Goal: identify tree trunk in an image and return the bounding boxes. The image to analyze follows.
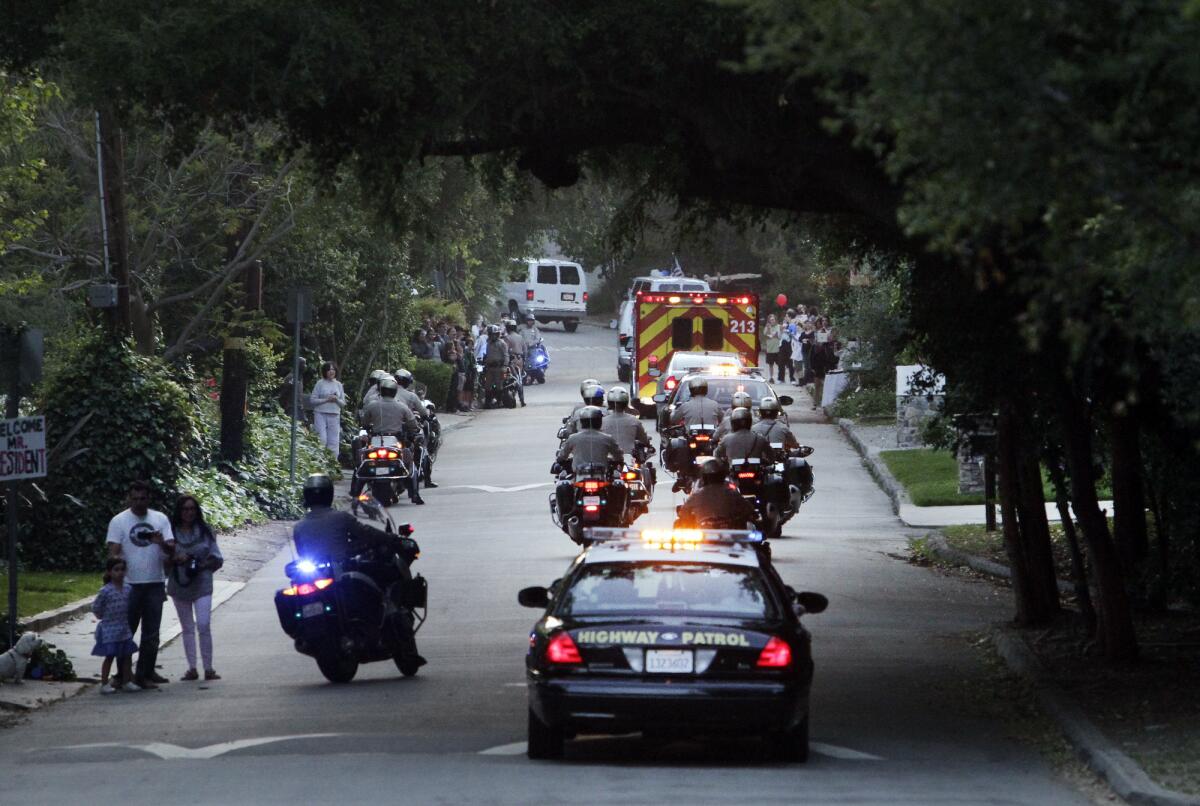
[996,405,1059,625]
[1014,420,1059,617]
[218,258,261,463]
[1109,410,1148,572]
[1047,456,1096,630]
[1058,383,1138,661]
[98,106,131,339]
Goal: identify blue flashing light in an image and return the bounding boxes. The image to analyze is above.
[296,560,317,575]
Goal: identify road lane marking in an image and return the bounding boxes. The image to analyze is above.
[55,733,342,760]
[445,483,553,493]
[809,742,884,761]
[479,741,528,756]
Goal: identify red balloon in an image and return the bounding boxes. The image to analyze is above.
[775,293,788,307]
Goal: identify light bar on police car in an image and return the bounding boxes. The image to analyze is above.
[580,527,764,547]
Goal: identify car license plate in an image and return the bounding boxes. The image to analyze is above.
[301,602,324,618]
[645,649,694,674]
[374,466,391,475]
[561,292,575,301]
[583,495,601,506]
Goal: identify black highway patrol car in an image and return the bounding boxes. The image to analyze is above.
[518,528,828,761]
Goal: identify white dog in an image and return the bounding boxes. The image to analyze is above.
[0,632,44,684]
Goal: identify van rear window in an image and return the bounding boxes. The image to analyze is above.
[559,265,581,285]
[537,265,558,284]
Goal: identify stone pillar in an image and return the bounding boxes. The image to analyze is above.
[896,393,943,447]
[957,444,985,494]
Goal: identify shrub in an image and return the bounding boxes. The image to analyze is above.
[414,297,466,328]
[828,385,895,421]
[175,465,267,531]
[410,358,452,411]
[32,330,198,569]
[229,412,340,520]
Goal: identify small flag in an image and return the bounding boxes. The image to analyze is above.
[671,254,684,277]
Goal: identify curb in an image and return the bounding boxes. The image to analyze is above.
[19,597,95,634]
[990,627,1200,806]
[924,532,1075,596]
[837,418,911,514]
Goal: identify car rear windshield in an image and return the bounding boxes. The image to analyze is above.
[674,378,771,408]
[559,562,776,618]
[559,265,581,285]
[537,265,558,284]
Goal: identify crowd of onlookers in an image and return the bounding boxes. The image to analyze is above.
[761,305,841,409]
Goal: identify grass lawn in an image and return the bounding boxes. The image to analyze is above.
[880,448,1113,507]
[0,570,97,619]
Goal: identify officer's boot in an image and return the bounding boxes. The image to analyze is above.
[408,475,425,505]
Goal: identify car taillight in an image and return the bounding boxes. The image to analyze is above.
[526,289,534,301]
[756,636,792,668]
[583,292,589,302]
[546,632,582,664]
[367,450,378,460]
[664,376,677,391]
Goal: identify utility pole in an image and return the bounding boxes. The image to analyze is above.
[97,107,131,338]
[3,330,19,646]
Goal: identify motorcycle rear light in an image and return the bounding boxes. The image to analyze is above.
[623,471,638,480]
[584,504,600,513]
[756,636,792,668]
[578,480,607,492]
[314,578,334,590]
[546,632,582,664]
[526,289,534,301]
[694,434,710,442]
[737,471,756,479]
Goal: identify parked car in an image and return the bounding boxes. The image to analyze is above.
[502,259,588,332]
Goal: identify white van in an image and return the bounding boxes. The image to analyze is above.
[616,275,711,381]
[502,259,588,332]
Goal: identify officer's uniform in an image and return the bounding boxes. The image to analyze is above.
[293,506,396,562]
[671,396,724,428]
[362,396,417,436]
[520,324,542,349]
[557,430,624,471]
[715,429,777,464]
[601,410,650,457]
[504,331,526,405]
[358,385,381,421]
[396,386,424,416]
[675,483,757,529]
[752,418,800,451]
[482,338,509,406]
[564,401,599,435]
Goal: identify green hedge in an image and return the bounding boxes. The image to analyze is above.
[828,385,895,421]
[410,358,452,410]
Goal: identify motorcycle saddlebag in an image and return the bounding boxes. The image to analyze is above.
[763,472,789,508]
[665,436,691,473]
[785,458,814,494]
[401,573,428,610]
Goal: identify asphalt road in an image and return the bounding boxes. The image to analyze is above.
[0,321,1094,804]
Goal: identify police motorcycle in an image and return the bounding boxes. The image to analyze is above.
[353,428,413,507]
[662,422,718,495]
[727,455,782,539]
[763,444,816,535]
[411,380,441,484]
[618,442,657,523]
[550,457,630,544]
[526,341,550,385]
[274,489,427,684]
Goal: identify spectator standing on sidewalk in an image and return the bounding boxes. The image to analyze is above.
[762,314,783,382]
[106,480,175,689]
[309,361,346,458]
[168,495,224,682]
[91,557,139,694]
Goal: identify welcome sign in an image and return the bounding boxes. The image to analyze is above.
[0,416,47,481]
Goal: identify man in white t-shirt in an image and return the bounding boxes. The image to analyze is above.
[107,480,175,689]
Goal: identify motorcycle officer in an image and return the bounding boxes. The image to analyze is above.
[555,405,626,519]
[358,369,390,418]
[715,407,778,465]
[293,474,425,669]
[670,377,724,428]
[564,381,604,435]
[359,377,425,505]
[713,390,753,441]
[394,368,437,490]
[674,459,757,529]
[601,387,651,460]
[752,396,801,451]
[503,318,527,407]
[481,324,509,408]
[519,313,542,350]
